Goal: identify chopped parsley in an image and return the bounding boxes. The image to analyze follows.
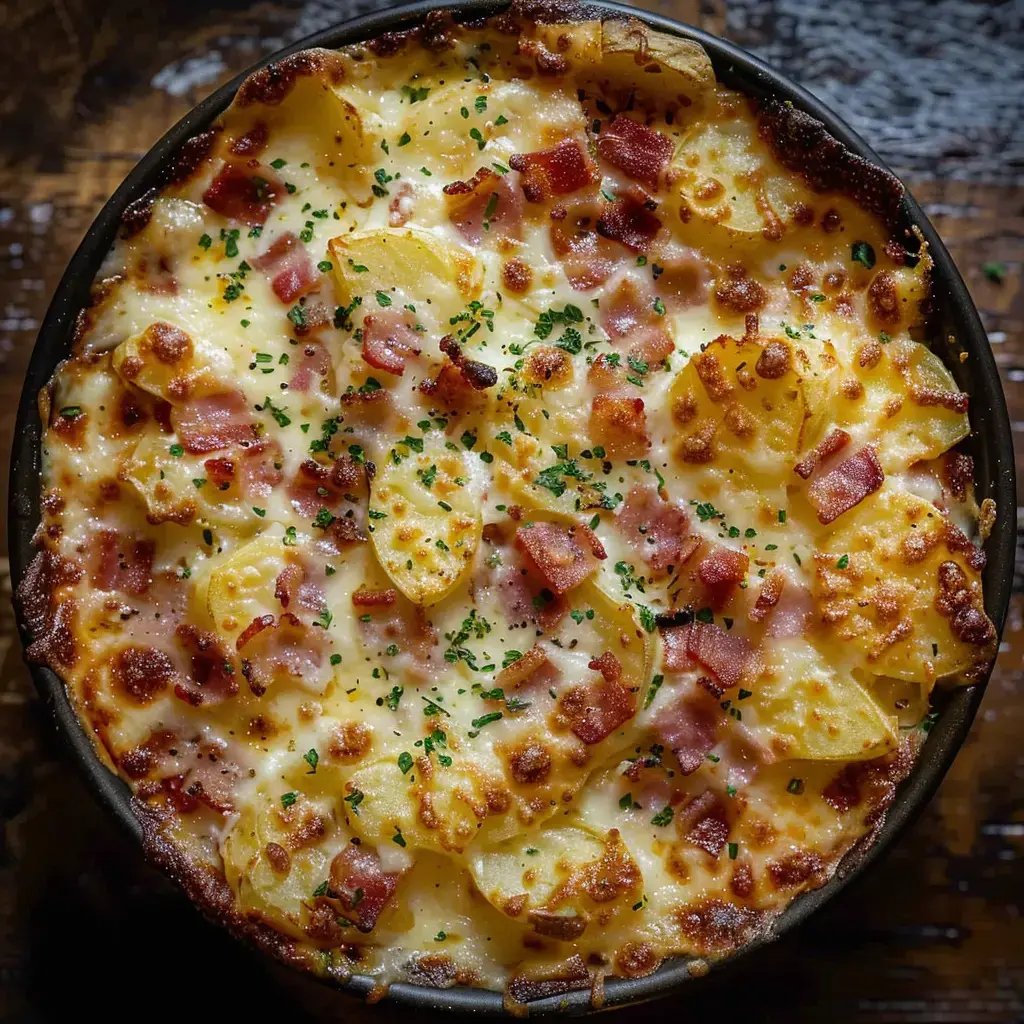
[851,241,876,269]
[644,674,664,709]
[650,805,674,827]
[303,748,319,774]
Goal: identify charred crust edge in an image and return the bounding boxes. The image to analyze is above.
[755,99,905,227]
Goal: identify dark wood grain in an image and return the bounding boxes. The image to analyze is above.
[0,1,1019,1021]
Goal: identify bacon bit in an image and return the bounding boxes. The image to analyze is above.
[576,522,607,560]
[352,588,398,607]
[590,395,650,459]
[678,791,730,857]
[254,232,319,305]
[596,194,662,252]
[202,163,279,226]
[793,428,851,479]
[361,311,422,376]
[287,458,343,517]
[665,621,759,690]
[754,340,791,379]
[698,546,750,608]
[443,167,522,244]
[509,139,597,202]
[588,651,623,684]
[112,645,177,704]
[653,689,721,774]
[657,253,710,311]
[597,116,673,191]
[173,624,239,706]
[236,614,275,651]
[172,391,257,454]
[560,675,635,744]
[330,845,402,933]
[806,446,884,524]
[497,645,550,690]
[602,277,651,338]
[750,569,785,624]
[615,487,693,571]
[942,451,974,502]
[935,561,996,647]
[240,612,329,696]
[909,383,970,414]
[229,121,269,157]
[438,335,498,390]
[92,531,155,595]
[714,266,768,314]
[516,522,595,595]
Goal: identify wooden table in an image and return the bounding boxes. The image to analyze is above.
[0,1,1020,1019]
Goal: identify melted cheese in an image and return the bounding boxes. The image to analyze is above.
[30,13,995,1001]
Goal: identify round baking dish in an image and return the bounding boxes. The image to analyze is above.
[9,0,1016,1013]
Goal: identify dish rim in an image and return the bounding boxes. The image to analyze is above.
[8,0,1016,1013]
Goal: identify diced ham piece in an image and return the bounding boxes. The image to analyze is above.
[274,560,327,615]
[615,487,693,571]
[662,621,758,691]
[361,311,421,376]
[560,653,635,744]
[806,446,884,525]
[597,116,673,191]
[656,252,711,311]
[765,579,813,639]
[203,438,283,500]
[600,276,675,364]
[443,167,522,244]
[697,545,750,609]
[356,595,437,679]
[172,391,257,454]
[596,193,662,253]
[121,729,242,814]
[589,394,650,459]
[202,163,280,226]
[509,139,597,202]
[653,685,722,775]
[287,457,367,520]
[238,612,331,696]
[516,522,595,595]
[549,199,619,291]
[253,231,319,304]
[173,625,239,706]
[388,182,416,227]
[330,845,402,933]
[288,341,331,393]
[91,531,154,595]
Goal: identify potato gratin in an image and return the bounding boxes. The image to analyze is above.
[19,6,998,1004]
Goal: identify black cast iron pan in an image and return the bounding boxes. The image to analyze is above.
[8,0,1016,1013]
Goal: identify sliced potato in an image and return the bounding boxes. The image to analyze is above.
[752,639,898,761]
[342,756,506,857]
[124,433,199,526]
[866,675,931,729]
[669,332,806,492]
[491,429,607,517]
[815,488,990,682]
[221,794,335,939]
[399,79,588,175]
[599,19,714,110]
[469,823,642,937]
[112,321,229,404]
[328,227,483,330]
[223,48,378,198]
[369,439,481,605]
[206,535,289,641]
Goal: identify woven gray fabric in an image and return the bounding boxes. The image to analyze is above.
[726,0,1024,184]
